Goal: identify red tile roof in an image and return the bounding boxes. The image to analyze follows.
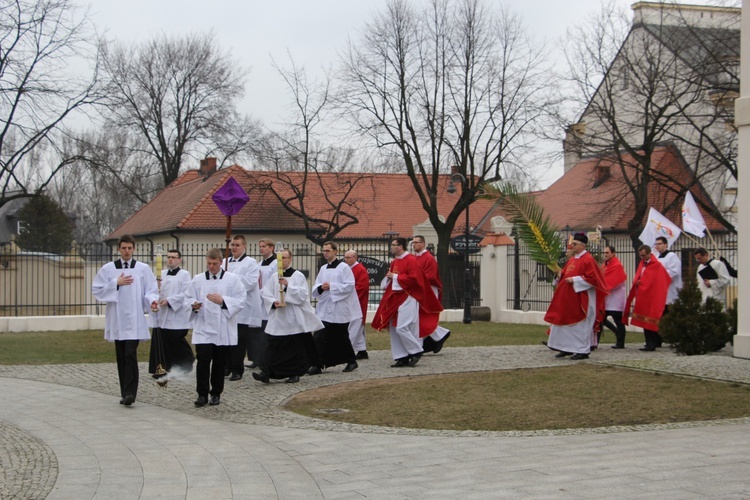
[475,144,724,234]
[107,166,499,241]
[480,233,515,247]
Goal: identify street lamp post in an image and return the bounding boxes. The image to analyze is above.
[447,173,472,324]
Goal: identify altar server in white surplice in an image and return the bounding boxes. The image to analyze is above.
[252,249,324,384]
[148,248,195,377]
[310,241,361,374]
[222,235,261,381]
[187,248,245,407]
[92,234,159,407]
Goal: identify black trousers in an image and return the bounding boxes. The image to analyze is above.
[227,324,251,376]
[644,329,662,349]
[115,339,140,398]
[313,321,355,368]
[195,344,229,397]
[247,322,269,369]
[602,310,626,347]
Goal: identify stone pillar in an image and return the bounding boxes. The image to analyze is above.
[412,216,443,250]
[479,217,514,321]
[733,0,750,358]
[59,241,85,315]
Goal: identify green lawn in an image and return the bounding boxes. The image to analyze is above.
[0,322,643,365]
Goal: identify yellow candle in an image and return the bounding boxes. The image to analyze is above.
[155,248,163,277]
[277,251,283,276]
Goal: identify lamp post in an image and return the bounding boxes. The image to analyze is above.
[511,224,521,311]
[447,173,472,324]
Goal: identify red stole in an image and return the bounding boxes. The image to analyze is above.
[414,251,443,301]
[623,257,671,331]
[603,256,627,290]
[372,253,443,337]
[544,251,608,326]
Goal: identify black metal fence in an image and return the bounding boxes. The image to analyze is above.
[0,240,481,317]
[506,232,738,313]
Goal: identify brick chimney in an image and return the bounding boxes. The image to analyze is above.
[199,157,217,177]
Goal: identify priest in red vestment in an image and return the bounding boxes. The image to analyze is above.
[411,235,451,353]
[623,244,671,351]
[344,250,370,359]
[372,237,443,367]
[545,233,608,360]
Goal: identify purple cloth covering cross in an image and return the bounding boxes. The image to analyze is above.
[212,176,249,216]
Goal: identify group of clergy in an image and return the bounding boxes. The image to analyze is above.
[545,232,732,359]
[93,233,454,407]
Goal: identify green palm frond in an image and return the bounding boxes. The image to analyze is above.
[481,182,563,273]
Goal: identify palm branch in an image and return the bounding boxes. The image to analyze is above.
[481,182,564,273]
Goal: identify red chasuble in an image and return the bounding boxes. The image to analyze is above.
[372,253,443,337]
[415,251,443,301]
[351,262,369,320]
[544,251,608,326]
[623,257,671,331]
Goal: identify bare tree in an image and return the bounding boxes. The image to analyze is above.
[252,56,375,245]
[562,1,738,248]
[49,129,158,246]
[100,32,259,188]
[338,0,554,276]
[0,0,101,209]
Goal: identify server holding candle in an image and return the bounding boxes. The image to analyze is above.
[148,249,195,378]
[276,247,286,305]
[253,249,323,383]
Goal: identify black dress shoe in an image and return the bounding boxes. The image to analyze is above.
[343,361,358,373]
[224,368,231,377]
[356,351,369,360]
[390,359,408,368]
[209,395,220,406]
[122,394,135,406]
[407,353,422,367]
[555,351,572,358]
[252,371,270,383]
[229,373,242,381]
[286,375,300,383]
[307,365,322,375]
[611,345,624,349]
[433,331,451,354]
[194,396,208,407]
[639,347,656,352]
[570,353,589,360]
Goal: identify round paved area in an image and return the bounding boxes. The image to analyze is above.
[1,344,749,498]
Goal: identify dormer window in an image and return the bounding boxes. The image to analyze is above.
[593,165,611,187]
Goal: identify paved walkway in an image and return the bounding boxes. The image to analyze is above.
[1,344,749,499]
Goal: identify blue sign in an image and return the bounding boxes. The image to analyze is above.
[450,234,483,254]
[359,256,388,286]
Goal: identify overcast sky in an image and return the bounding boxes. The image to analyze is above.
[83,0,717,184]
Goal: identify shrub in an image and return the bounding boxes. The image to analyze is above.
[727,298,738,345]
[660,275,730,355]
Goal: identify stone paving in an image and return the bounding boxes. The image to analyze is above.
[1,344,749,498]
